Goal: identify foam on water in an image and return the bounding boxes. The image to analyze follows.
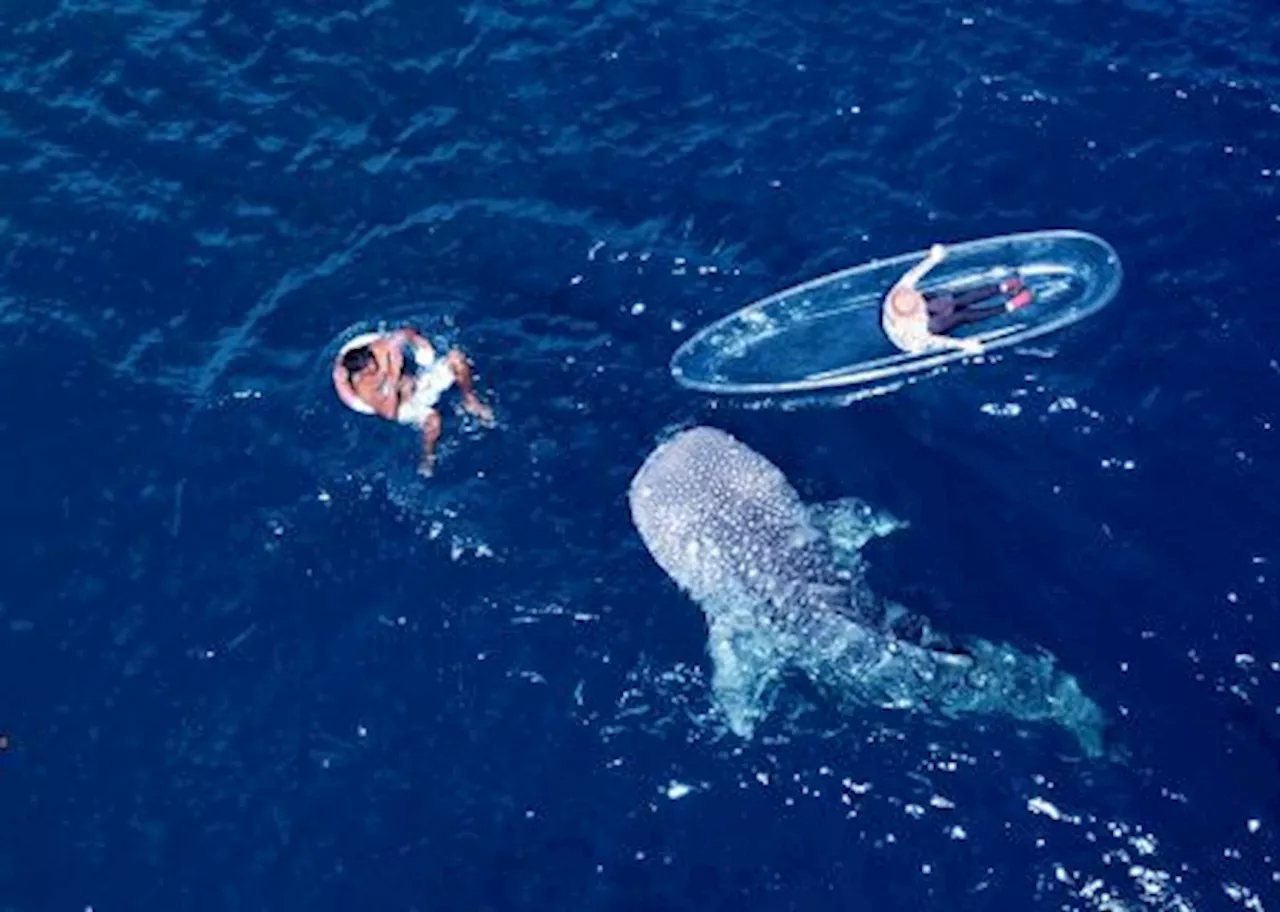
[591,654,1280,912]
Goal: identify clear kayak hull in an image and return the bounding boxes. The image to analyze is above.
[669,229,1124,396]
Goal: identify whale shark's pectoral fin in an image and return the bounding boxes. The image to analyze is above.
[705,609,788,739]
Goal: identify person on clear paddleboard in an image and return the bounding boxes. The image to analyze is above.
[332,326,494,477]
[882,243,1034,356]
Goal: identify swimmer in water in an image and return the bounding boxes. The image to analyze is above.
[882,243,1034,356]
[332,327,494,477]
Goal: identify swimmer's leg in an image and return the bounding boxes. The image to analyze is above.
[419,409,442,477]
[445,350,495,426]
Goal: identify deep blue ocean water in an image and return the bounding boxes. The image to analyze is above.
[3,0,1280,909]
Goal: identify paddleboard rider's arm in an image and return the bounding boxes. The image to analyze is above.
[892,243,948,293]
[889,245,982,355]
[927,329,984,355]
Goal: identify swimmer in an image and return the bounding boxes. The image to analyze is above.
[882,243,1033,356]
[332,327,494,477]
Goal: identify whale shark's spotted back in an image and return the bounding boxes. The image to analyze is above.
[628,426,845,619]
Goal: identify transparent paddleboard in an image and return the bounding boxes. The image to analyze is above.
[670,229,1123,396]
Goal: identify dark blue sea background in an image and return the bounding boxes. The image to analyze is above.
[3,0,1279,909]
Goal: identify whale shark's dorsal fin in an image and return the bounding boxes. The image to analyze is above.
[863,598,974,664]
[807,497,907,571]
[802,498,961,655]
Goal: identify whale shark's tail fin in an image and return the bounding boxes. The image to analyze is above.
[799,618,1107,758]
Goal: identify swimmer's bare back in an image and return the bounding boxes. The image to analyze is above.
[332,348,401,419]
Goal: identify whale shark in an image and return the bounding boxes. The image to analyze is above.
[627,425,1106,756]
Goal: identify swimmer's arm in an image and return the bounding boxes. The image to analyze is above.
[332,364,370,412]
[360,385,401,420]
[371,391,401,420]
[400,328,436,360]
[389,326,428,346]
[361,372,404,419]
[333,361,403,417]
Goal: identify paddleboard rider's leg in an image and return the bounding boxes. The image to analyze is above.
[932,304,1008,333]
[925,287,1009,335]
[950,283,1006,309]
[925,278,1022,312]
[926,279,1033,334]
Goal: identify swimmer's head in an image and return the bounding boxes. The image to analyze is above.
[341,345,376,377]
